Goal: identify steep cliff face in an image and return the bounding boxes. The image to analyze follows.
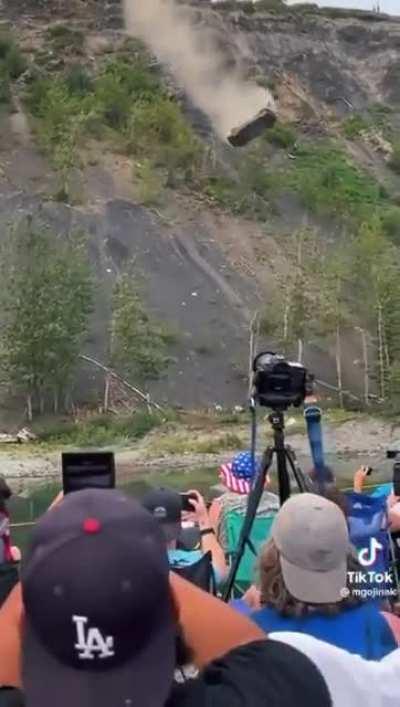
[225,10,400,111]
[1,0,400,409]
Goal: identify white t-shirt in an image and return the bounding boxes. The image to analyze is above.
[270,632,400,707]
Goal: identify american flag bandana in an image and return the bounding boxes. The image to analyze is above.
[219,452,257,495]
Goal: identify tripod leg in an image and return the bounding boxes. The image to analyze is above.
[285,447,310,493]
[275,427,290,505]
[223,447,274,602]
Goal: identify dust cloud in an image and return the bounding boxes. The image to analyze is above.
[123,0,274,140]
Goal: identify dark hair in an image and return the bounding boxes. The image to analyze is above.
[308,468,349,518]
[0,477,11,499]
[258,538,362,617]
[0,477,11,513]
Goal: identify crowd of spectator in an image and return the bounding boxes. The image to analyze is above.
[1,440,400,707]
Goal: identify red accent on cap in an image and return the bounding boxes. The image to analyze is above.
[82,517,101,534]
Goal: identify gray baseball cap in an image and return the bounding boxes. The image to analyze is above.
[272,493,349,604]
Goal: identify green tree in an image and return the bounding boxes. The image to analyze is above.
[348,217,400,403]
[315,249,351,408]
[110,271,174,383]
[0,221,93,418]
[261,229,321,361]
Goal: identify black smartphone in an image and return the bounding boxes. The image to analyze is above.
[62,452,115,495]
[365,466,374,476]
[180,492,197,513]
[393,462,400,496]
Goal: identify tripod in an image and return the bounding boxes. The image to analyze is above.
[223,409,311,601]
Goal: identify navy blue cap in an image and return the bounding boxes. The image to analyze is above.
[141,488,182,542]
[21,489,176,707]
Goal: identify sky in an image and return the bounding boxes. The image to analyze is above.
[288,0,399,15]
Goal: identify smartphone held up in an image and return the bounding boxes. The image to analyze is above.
[62,452,115,495]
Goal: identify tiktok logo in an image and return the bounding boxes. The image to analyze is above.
[358,538,383,567]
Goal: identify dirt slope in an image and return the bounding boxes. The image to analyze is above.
[0,0,399,411]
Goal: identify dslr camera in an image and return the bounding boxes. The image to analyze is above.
[252,351,313,411]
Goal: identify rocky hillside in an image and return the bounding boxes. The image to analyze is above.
[0,0,400,417]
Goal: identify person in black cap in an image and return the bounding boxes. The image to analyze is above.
[141,488,227,586]
[20,488,177,707]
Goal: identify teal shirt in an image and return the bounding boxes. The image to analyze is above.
[168,549,203,568]
[168,549,221,586]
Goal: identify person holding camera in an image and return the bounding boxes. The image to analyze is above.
[142,487,228,589]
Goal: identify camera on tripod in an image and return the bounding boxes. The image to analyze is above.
[387,443,400,496]
[252,351,313,410]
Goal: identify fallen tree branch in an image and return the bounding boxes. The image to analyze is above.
[79,355,164,412]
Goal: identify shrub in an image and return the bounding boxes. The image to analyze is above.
[256,0,288,11]
[65,65,93,96]
[95,72,132,129]
[136,159,164,205]
[288,143,387,221]
[111,272,176,382]
[4,45,27,79]
[0,64,10,104]
[389,143,400,175]
[265,122,296,149]
[0,34,13,60]
[127,98,202,179]
[0,34,27,84]
[95,58,162,129]
[26,77,92,168]
[342,114,369,139]
[381,207,400,244]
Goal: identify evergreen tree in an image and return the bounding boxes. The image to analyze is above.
[0,220,93,418]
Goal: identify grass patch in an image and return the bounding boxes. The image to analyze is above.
[287,142,388,222]
[153,431,244,456]
[36,411,169,447]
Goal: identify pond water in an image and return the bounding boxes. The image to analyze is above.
[8,449,394,555]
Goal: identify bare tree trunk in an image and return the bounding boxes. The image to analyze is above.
[383,324,390,371]
[26,394,33,422]
[283,293,290,351]
[359,328,369,407]
[104,373,111,413]
[248,312,260,398]
[79,354,163,411]
[39,392,45,415]
[377,300,386,400]
[297,338,304,363]
[53,389,59,414]
[336,324,344,408]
